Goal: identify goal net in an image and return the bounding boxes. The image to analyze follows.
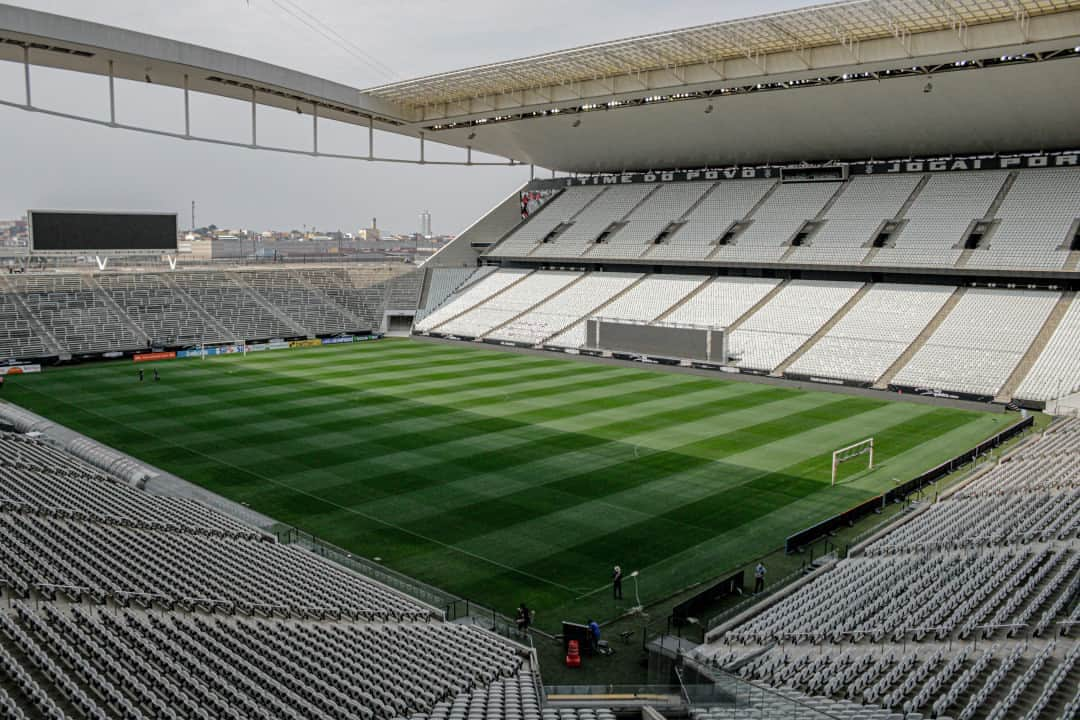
[831,438,873,486]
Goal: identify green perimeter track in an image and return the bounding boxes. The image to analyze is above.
[4,338,1011,629]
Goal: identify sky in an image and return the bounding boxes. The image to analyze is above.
[0,0,812,235]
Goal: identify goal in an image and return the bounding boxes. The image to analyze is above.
[831,437,874,485]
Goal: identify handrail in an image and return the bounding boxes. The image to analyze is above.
[276,524,543,642]
[685,658,844,719]
[705,566,813,631]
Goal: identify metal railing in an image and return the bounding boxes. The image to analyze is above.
[705,565,818,632]
[543,684,683,699]
[274,524,539,642]
[695,672,842,719]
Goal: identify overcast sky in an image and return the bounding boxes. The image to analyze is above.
[0,0,811,235]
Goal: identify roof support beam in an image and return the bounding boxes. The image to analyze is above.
[717,27,768,74]
[22,44,31,107]
[1006,0,1031,42]
[184,74,190,137]
[763,20,813,69]
[930,0,971,50]
[108,59,116,125]
[866,2,913,57]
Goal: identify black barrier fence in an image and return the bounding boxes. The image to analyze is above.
[784,415,1034,553]
[670,570,744,628]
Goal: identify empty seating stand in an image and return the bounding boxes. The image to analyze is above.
[693,418,1080,720]
[0,291,46,360]
[96,272,231,347]
[0,427,585,720]
[9,275,143,355]
[168,271,301,341]
[489,166,1079,272]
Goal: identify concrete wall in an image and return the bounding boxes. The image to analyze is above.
[423,185,525,269]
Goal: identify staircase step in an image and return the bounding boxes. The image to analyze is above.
[774,283,871,376]
[726,279,789,333]
[227,271,311,338]
[427,269,536,332]
[994,290,1074,403]
[538,273,650,345]
[874,285,966,389]
[160,274,238,343]
[0,275,68,358]
[480,272,586,339]
[86,275,152,346]
[653,275,715,322]
[288,269,371,330]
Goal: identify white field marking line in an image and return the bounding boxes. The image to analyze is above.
[16,384,583,596]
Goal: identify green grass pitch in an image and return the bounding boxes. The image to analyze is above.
[4,337,1011,627]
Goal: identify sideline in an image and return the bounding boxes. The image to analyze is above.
[412,335,1005,415]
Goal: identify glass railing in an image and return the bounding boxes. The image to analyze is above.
[274,524,535,643]
[685,662,842,720]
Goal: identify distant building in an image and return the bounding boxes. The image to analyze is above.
[419,210,432,238]
[358,217,382,242]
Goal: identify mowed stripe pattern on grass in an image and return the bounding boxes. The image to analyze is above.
[5,338,1005,623]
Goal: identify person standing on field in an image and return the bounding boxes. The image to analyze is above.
[516,603,531,634]
[754,562,767,594]
[612,565,623,600]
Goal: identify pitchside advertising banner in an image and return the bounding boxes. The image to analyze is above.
[526,152,1079,190]
[174,344,246,359]
[135,336,381,362]
[0,364,42,375]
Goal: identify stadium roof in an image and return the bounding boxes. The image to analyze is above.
[366,0,1080,109]
[1,1,1079,171]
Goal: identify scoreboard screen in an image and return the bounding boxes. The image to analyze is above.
[29,211,177,252]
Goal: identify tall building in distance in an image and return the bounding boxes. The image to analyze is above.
[419,210,432,238]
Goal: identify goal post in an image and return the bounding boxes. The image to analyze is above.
[832,437,874,486]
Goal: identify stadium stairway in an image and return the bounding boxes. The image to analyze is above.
[772,282,871,377]
[858,175,931,265]
[479,272,590,340]
[85,276,152,348]
[984,171,1020,220]
[227,271,311,338]
[426,269,536,332]
[994,290,1075,403]
[160,274,238,343]
[954,171,1020,269]
[525,187,610,258]
[894,174,932,219]
[288,269,372,331]
[653,275,716,321]
[872,285,966,390]
[1064,250,1080,271]
[704,180,782,261]
[580,184,662,257]
[640,180,722,259]
[859,246,882,264]
[777,181,849,264]
[719,279,790,333]
[537,272,652,344]
[0,275,67,359]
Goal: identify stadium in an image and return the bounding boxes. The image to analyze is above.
[0,1,1078,718]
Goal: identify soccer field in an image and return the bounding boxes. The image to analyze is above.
[4,338,1010,626]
